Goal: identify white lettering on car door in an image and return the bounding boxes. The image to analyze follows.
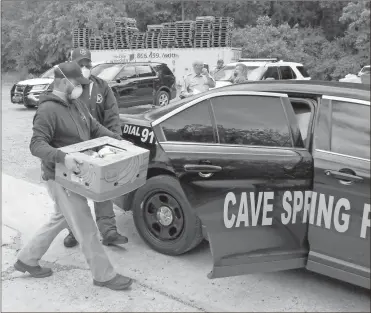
[224,192,236,229]
[262,191,274,226]
[360,203,370,238]
[333,198,351,233]
[316,194,335,229]
[235,192,249,227]
[223,191,369,239]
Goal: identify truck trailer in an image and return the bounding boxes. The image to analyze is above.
[90,47,242,85]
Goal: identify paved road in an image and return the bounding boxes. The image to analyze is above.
[1,84,370,312]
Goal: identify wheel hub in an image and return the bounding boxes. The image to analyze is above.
[156,206,173,226]
[159,94,168,106]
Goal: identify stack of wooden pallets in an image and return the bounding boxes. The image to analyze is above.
[116,27,139,49]
[174,21,195,48]
[73,28,91,48]
[114,18,139,49]
[160,22,177,48]
[194,16,215,48]
[146,25,163,49]
[89,36,103,50]
[130,32,147,49]
[212,17,234,47]
[101,30,116,50]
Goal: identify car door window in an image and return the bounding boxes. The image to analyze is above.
[280,66,296,79]
[211,95,292,147]
[160,100,215,143]
[117,66,136,79]
[331,100,370,159]
[136,65,155,78]
[263,67,280,80]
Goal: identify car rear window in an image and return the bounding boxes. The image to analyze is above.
[210,95,292,147]
[154,64,173,76]
[296,66,310,78]
[331,100,370,159]
[160,99,215,143]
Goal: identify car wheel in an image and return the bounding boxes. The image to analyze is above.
[132,175,204,255]
[155,90,170,106]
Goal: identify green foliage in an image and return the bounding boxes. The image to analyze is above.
[231,1,370,80]
[1,0,369,80]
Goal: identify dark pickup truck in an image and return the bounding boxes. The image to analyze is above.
[115,80,370,289]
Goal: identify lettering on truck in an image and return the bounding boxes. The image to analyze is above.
[223,191,370,239]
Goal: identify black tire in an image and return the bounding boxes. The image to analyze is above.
[155,90,170,107]
[132,175,203,255]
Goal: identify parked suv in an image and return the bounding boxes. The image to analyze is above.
[10,66,56,108]
[212,59,311,89]
[91,62,177,109]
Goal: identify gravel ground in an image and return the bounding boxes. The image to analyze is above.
[2,83,370,312]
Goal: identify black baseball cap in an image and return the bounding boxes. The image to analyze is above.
[54,61,90,85]
[71,47,92,63]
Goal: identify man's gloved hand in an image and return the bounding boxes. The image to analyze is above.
[65,153,84,175]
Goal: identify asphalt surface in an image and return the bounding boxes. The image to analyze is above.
[1,83,370,312]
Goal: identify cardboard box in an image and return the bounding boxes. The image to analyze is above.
[55,137,150,202]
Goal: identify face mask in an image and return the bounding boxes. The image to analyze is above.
[81,67,91,79]
[56,65,83,100]
[68,84,83,100]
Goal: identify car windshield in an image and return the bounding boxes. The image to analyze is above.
[214,65,264,81]
[296,66,310,78]
[361,66,370,74]
[40,67,55,78]
[91,63,123,81]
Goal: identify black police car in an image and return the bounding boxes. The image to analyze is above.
[91,62,177,109]
[116,80,370,289]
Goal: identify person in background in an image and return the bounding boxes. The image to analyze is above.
[14,61,133,290]
[210,59,224,77]
[230,63,248,84]
[180,60,216,98]
[60,47,128,248]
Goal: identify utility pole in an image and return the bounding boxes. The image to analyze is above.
[181,0,185,21]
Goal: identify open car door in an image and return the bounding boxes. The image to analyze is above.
[158,90,313,279]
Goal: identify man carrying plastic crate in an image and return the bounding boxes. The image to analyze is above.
[60,47,129,248]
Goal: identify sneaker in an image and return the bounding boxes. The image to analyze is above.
[14,260,53,278]
[93,274,133,290]
[102,230,128,246]
[64,232,78,248]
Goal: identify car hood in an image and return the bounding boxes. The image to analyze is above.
[17,78,54,86]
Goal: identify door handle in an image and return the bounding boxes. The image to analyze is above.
[183,164,222,173]
[324,170,363,184]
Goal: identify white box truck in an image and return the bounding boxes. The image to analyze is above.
[90,47,242,85]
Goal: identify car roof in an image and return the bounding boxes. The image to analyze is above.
[215,80,370,101]
[224,61,304,68]
[143,80,370,122]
